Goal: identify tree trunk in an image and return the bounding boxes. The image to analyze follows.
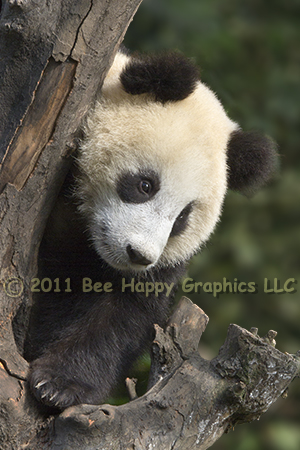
[0,1,299,449]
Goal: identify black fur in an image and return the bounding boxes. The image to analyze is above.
[227,130,278,195]
[117,170,160,203]
[120,52,199,103]
[25,189,186,410]
[170,201,193,238]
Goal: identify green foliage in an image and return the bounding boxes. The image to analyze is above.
[124,1,300,448]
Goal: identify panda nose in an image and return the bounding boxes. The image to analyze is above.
[126,245,153,266]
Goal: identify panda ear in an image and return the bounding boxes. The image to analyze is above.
[227,130,278,196]
[120,52,199,103]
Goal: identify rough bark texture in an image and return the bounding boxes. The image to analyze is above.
[0,0,143,447]
[0,1,299,449]
[31,298,300,449]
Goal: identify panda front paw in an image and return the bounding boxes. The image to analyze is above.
[29,361,95,410]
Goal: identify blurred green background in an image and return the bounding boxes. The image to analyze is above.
[122,0,300,448]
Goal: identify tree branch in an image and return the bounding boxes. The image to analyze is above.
[34,297,299,449]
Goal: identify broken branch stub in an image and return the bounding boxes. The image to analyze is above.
[211,324,300,428]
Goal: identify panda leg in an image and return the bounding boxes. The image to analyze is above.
[29,349,118,410]
[29,357,99,410]
[28,296,151,410]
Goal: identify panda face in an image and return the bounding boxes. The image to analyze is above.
[78,51,278,273]
[77,53,238,272]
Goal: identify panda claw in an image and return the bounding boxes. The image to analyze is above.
[40,391,50,399]
[35,380,48,390]
[29,362,96,409]
[49,393,58,402]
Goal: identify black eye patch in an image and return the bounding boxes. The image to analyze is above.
[170,202,194,238]
[117,170,160,204]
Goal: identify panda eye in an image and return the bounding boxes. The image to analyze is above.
[117,170,160,203]
[170,202,193,238]
[139,180,152,194]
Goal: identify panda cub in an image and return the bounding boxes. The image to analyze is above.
[26,50,276,410]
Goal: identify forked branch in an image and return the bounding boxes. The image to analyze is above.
[36,297,299,450]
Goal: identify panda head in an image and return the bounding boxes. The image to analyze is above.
[77,51,277,273]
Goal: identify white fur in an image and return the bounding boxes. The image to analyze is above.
[77,52,238,272]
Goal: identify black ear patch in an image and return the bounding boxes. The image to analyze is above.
[227,130,278,196]
[120,52,199,103]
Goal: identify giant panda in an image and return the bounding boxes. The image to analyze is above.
[25,49,277,410]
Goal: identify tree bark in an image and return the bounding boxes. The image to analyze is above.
[0,1,299,449]
[0,0,143,448]
[31,298,300,449]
